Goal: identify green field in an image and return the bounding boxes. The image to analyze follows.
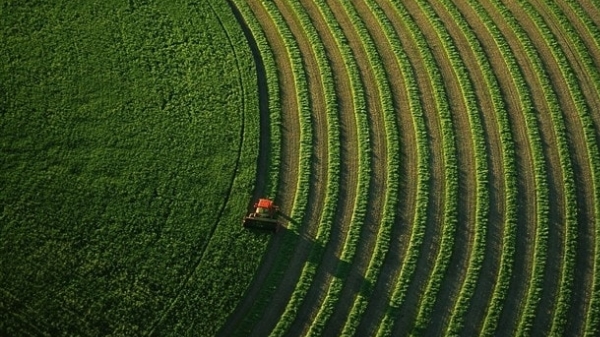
[1,0,268,335]
[4,0,600,336]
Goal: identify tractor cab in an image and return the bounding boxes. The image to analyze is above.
[243,198,280,233]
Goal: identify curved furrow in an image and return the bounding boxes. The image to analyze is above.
[346,1,421,335]
[247,0,333,335]
[500,2,584,335]
[534,2,596,334]
[303,0,385,335]
[580,0,600,29]
[428,1,510,335]
[555,3,600,334]
[219,2,295,336]
[263,0,346,335]
[224,2,314,335]
[560,1,600,68]
[352,1,441,336]
[484,1,568,335]
[279,0,360,335]
[524,1,600,335]
[322,1,396,335]
[451,2,532,335]
[218,3,283,334]
[481,1,552,335]
[404,1,481,335]
[374,1,454,335]
[555,2,600,334]
[327,1,403,336]
[474,1,552,335]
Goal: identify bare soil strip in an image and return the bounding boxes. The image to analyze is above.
[528,1,598,335]
[283,0,360,335]
[474,2,539,335]
[402,2,478,335]
[504,2,578,335]
[350,1,418,335]
[427,2,507,335]
[318,1,388,335]
[553,2,600,334]
[246,1,332,335]
[373,1,446,334]
[219,2,301,335]
[578,0,600,31]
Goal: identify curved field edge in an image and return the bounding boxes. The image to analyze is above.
[0,1,265,336]
[224,0,315,335]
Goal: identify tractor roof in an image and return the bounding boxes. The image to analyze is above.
[257,198,273,208]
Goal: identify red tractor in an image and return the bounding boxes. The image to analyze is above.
[243,198,280,233]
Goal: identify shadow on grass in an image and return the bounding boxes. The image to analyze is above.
[250,211,371,294]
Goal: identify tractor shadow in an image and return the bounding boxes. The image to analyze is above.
[268,211,373,298]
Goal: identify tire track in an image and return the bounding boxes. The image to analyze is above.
[145,1,250,333]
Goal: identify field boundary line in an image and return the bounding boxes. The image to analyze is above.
[144,1,248,334]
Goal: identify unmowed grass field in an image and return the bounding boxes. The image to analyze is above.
[0,0,267,335]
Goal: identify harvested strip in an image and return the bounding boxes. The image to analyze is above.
[282,0,361,335]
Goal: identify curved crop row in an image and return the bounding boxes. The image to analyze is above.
[485,1,562,335]
[408,0,484,334]
[377,1,459,335]
[500,1,580,335]
[431,1,519,334]
[265,0,342,334]
[458,1,535,335]
[366,0,434,310]
[227,1,314,335]
[331,0,402,334]
[225,1,598,336]
[302,0,373,334]
[564,1,600,64]
[227,1,282,200]
[523,1,600,334]
[535,1,600,334]
[216,3,285,336]
[348,1,433,336]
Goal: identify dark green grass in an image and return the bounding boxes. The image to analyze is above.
[0,0,264,335]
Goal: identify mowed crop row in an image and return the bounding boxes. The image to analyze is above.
[222,0,600,336]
